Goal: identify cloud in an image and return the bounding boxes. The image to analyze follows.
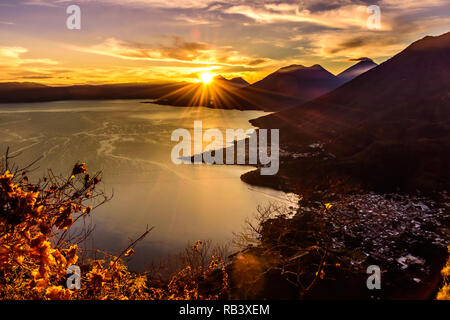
[348,57,374,62]
[23,0,59,7]
[327,37,367,54]
[0,47,27,61]
[0,38,269,85]
[0,46,58,66]
[224,3,383,30]
[3,0,450,84]
[247,58,267,66]
[22,0,223,9]
[70,36,271,69]
[0,46,68,83]
[313,32,408,61]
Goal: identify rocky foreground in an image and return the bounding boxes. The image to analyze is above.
[226,192,449,299]
[308,192,449,299]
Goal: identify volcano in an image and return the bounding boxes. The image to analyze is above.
[251,31,450,192]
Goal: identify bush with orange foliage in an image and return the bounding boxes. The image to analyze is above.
[0,159,228,300]
[437,247,450,300]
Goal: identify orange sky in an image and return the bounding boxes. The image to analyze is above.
[0,0,449,85]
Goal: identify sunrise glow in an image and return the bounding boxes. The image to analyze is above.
[200,72,214,85]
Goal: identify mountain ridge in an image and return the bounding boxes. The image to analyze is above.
[0,61,376,109]
[248,31,450,193]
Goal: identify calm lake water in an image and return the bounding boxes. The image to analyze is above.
[0,100,296,270]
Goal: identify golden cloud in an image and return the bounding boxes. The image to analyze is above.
[69,36,271,69]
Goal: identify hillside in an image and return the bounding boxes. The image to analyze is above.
[154,61,375,111]
[249,31,450,193]
[337,58,378,83]
[247,64,342,103]
[0,82,185,103]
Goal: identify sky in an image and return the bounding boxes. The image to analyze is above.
[0,0,449,85]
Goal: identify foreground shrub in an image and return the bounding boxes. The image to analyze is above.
[0,159,227,300]
[437,248,450,300]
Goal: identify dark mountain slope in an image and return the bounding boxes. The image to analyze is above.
[154,75,301,111]
[246,64,342,104]
[0,82,49,90]
[214,75,249,89]
[228,77,249,88]
[0,82,185,103]
[154,63,373,111]
[249,31,450,193]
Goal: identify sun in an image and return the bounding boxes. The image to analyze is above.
[200,72,214,85]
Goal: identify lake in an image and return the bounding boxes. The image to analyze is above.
[0,100,296,270]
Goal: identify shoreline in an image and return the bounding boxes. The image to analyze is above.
[236,167,449,299]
